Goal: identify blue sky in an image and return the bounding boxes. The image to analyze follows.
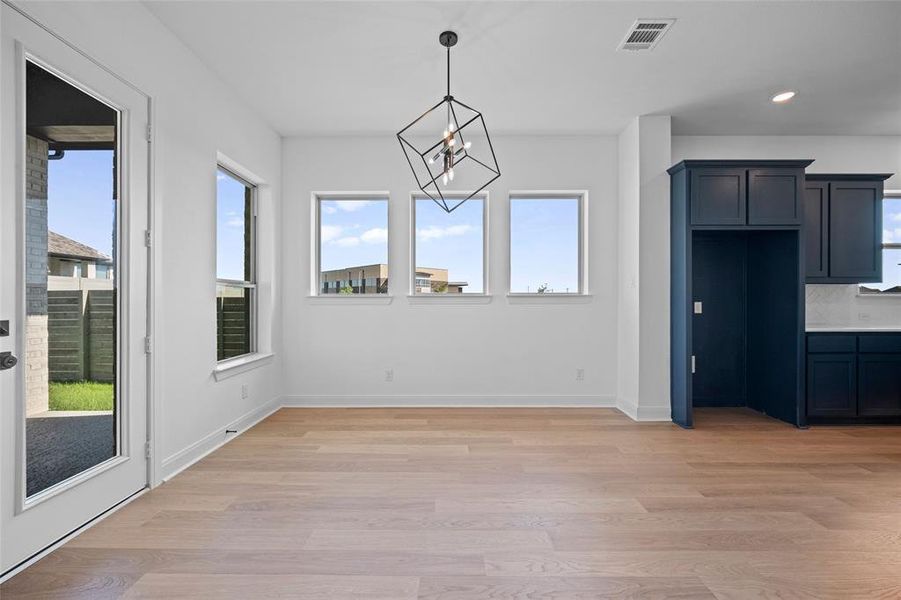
[216,169,251,281]
[510,198,579,293]
[319,199,389,273]
[47,150,115,259]
[415,198,484,293]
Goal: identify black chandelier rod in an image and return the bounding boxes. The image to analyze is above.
[446,44,451,98]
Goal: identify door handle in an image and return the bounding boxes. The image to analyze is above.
[0,352,18,370]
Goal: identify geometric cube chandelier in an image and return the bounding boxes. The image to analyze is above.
[397,31,501,213]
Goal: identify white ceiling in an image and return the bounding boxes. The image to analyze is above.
[144,1,901,137]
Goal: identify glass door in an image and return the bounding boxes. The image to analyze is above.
[1,5,149,577]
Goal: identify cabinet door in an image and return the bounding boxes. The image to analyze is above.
[807,354,857,417]
[748,169,802,225]
[690,168,746,226]
[858,354,901,416]
[829,181,882,281]
[804,182,828,279]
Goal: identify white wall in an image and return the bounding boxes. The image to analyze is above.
[617,116,672,421]
[8,1,284,481]
[674,135,901,330]
[282,135,618,405]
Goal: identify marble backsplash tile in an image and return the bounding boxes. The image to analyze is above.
[806,284,901,328]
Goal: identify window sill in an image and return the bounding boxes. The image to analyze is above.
[306,295,393,305]
[506,293,593,304]
[213,352,274,381]
[856,292,901,299]
[407,294,492,304]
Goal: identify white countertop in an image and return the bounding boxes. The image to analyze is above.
[806,326,901,332]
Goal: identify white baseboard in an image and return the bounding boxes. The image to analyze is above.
[617,397,672,422]
[282,394,617,408]
[159,395,282,482]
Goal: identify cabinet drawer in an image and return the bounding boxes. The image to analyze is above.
[807,335,856,353]
[859,335,901,353]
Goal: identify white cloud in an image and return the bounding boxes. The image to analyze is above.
[322,205,338,214]
[334,200,372,213]
[216,173,226,181]
[226,217,244,228]
[360,227,388,244]
[334,236,360,247]
[417,224,474,241]
[321,225,343,242]
[885,228,901,243]
[890,212,901,223]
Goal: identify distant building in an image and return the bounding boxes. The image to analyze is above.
[319,263,467,294]
[48,231,112,279]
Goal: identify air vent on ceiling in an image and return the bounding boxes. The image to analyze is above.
[618,19,675,52]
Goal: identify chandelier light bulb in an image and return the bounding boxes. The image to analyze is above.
[449,168,455,181]
[464,141,472,149]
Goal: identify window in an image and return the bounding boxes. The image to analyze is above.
[412,195,486,294]
[316,195,389,295]
[861,194,901,294]
[216,166,256,361]
[509,193,585,294]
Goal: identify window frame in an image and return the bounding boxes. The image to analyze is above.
[507,190,589,296]
[311,192,391,297]
[409,191,490,297]
[216,164,258,362]
[861,189,901,296]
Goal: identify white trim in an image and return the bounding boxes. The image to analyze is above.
[507,293,593,304]
[508,190,590,295]
[410,191,489,295]
[617,397,672,422]
[283,395,616,408]
[406,294,491,304]
[159,395,282,481]
[212,352,274,382]
[306,295,393,305]
[310,191,391,297]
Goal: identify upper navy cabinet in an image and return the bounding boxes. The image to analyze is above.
[748,168,803,225]
[804,174,892,283]
[671,160,812,227]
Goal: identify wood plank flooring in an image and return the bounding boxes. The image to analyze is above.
[3,407,901,599]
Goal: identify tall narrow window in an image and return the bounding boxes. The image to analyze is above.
[216,167,256,360]
[412,195,486,294]
[861,194,901,294]
[316,195,389,295]
[510,194,585,294]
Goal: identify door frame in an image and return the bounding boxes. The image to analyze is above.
[0,0,158,580]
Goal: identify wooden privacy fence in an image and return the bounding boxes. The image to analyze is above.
[47,289,115,382]
[217,294,250,360]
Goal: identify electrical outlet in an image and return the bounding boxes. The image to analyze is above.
[241,384,248,399]
[575,368,584,382]
[385,369,394,382]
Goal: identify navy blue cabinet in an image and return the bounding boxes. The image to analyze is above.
[807,333,901,422]
[748,168,803,225]
[804,175,891,283]
[691,168,746,225]
[680,160,811,227]
[807,353,856,417]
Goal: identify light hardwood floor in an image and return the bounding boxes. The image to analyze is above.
[3,407,901,599]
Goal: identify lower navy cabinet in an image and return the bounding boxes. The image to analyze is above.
[859,354,901,416]
[807,354,856,417]
[807,332,901,423]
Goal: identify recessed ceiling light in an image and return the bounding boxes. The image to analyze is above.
[771,91,796,103]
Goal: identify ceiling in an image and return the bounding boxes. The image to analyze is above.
[144,1,901,137]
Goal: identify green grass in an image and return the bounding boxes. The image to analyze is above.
[48,381,114,411]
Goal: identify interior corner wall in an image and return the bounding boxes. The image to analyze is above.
[7,1,284,481]
[673,135,901,331]
[281,135,618,406]
[617,116,672,421]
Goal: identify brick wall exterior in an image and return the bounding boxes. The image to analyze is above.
[25,135,49,415]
